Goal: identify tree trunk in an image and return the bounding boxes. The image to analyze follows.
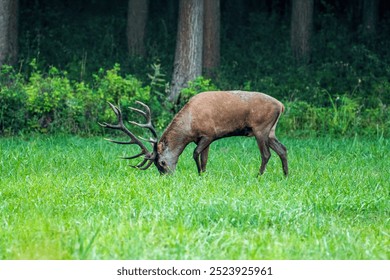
[0,0,19,66]
[169,0,204,104]
[126,0,149,57]
[362,0,379,37]
[290,0,313,64]
[203,0,220,79]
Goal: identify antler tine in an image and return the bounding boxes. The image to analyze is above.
[135,101,152,119]
[128,107,147,120]
[104,138,134,145]
[121,151,145,160]
[139,136,158,145]
[129,157,153,170]
[137,160,154,170]
[129,101,159,141]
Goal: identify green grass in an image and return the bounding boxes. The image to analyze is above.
[0,135,389,259]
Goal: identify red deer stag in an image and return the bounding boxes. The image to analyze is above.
[100,91,288,176]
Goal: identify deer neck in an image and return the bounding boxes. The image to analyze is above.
[159,128,189,160]
[158,112,193,161]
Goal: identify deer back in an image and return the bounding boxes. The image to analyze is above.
[165,91,284,141]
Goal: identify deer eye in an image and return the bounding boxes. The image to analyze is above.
[160,160,166,166]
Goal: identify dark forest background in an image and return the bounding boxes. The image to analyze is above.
[1,0,389,136]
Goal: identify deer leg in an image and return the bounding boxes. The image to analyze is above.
[193,137,211,174]
[255,134,271,175]
[200,145,210,172]
[269,137,288,176]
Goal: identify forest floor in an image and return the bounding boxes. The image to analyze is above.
[0,135,389,259]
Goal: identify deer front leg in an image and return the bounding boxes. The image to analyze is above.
[193,137,211,174]
[200,145,210,172]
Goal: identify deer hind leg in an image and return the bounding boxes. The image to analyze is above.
[193,137,212,174]
[254,132,271,175]
[268,137,288,176]
[268,115,288,176]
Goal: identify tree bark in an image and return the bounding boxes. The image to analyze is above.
[169,0,204,104]
[0,0,19,66]
[290,0,313,64]
[126,0,149,57]
[362,0,379,37]
[203,0,220,79]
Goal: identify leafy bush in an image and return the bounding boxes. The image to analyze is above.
[25,61,74,132]
[0,63,153,135]
[0,65,27,134]
[280,95,389,138]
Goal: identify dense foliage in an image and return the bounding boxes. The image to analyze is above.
[1,0,389,136]
[1,62,389,137]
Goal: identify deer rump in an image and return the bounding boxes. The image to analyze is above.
[101,90,288,176]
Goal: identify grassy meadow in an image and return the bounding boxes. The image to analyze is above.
[0,135,389,259]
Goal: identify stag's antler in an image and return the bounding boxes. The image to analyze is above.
[99,101,158,170]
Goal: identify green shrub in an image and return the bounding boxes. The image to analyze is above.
[281,95,389,138]
[0,62,154,135]
[25,61,74,132]
[0,65,27,135]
